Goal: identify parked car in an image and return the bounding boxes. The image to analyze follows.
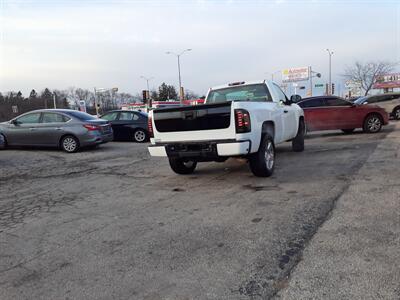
[100,110,149,142]
[297,96,389,134]
[0,109,113,153]
[354,93,400,120]
[148,80,305,177]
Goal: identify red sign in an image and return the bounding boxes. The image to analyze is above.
[373,73,400,89]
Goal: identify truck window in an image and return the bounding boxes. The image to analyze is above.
[273,83,289,102]
[206,84,272,103]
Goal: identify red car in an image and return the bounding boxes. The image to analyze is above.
[297,96,389,133]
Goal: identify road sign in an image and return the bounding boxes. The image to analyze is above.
[345,80,361,88]
[315,83,324,88]
[282,67,309,83]
[12,106,18,113]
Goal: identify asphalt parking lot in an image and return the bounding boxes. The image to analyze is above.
[0,125,397,299]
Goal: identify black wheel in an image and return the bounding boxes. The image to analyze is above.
[249,134,275,177]
[168,158,197,175]
[363,114,382,133]
[393,106,400,120]
[133,129,147,143]
[292,119,305,152]
[341,128,355,134]
[61,135,80,153]
[0,134,6,150]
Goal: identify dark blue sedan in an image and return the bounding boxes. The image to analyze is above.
[101,110,149,142]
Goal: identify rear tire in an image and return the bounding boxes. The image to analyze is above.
[363,114,382,133]
[133,129,147,143]
[249,134,275,177]
[341,128,355,134]
[168,158,197,175]
[393,106,400,120]
[292,119,305,152]
[61,135,80,153]
[0,134,6,150]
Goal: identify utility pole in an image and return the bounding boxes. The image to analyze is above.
[326,49,334,95]
[166,49,192,105]
[94,88,98,116]
[53,92,57,109]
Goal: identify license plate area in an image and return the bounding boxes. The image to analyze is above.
[166,143,217,158]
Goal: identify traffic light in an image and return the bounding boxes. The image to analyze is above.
[331,83,335,95]
[142,90,148,104]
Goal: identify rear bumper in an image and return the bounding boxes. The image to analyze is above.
[80,131,114,146]
[148,140,251,158]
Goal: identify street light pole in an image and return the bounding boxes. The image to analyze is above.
[166,49,192,104]
[53,92,57,109]
[140,76,153,111]
[326,49,334,95]
[140,76,154,92]
[265,70,280,82]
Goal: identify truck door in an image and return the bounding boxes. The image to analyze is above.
[273,84,297,140]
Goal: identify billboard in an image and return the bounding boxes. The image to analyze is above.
[373,73,400,89]
[282,67,309,82]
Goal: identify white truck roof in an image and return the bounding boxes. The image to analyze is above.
[209,80,272,91]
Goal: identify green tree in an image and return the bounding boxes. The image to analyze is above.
[41,88,53,108]
[158,82,178,101]
[150,89,159,101]
[29,89,37,99]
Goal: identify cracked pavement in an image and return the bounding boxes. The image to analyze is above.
[0,125,396,299]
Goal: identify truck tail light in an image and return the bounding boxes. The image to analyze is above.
[83,124,101,131]
[235,109,251,133]
[148,116,154,138]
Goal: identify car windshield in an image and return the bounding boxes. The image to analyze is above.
[206,84,271,103]
[354,96,368,105]
[65,111,98,121]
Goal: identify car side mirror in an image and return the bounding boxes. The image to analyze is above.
[11,119,19,125]
[290,94,302,103]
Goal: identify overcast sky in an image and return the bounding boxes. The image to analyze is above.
[0,0,399,97]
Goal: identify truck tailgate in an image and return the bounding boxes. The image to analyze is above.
[152,102,236,142]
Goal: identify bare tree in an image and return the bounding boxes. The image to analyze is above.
[343,61,397,95]
[184,89,199,100]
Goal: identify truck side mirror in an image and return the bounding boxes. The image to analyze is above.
[290,94,302,103]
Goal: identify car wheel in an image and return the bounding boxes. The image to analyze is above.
[363,114,382,133]
[292,119,305,152]
[61,135,80,153]
[341,128,355,134]
[0,134,6,150]
[249,134,275,177]
[133,129,147,143]
[393,106,400,120]
[168,158,197,174]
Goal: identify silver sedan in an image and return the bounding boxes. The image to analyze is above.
[0,109,113,153]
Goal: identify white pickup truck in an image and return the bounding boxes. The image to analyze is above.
[148,80,305,177]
